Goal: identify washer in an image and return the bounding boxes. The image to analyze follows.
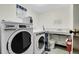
[34,32,45,54]
[0,21,33,54]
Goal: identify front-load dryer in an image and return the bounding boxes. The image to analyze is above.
[34,32,45,54]
[0,21,33,54]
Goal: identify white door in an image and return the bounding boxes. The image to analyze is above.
[7,30,31,54]
[38,36,45,50]
[71,4,79,53]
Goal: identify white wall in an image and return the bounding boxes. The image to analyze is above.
[0,4,74,31]
[0,4,25,22]
[25,8,39,31]
[21,4,39,31]
[0,4,17,22]
[37,5,73,31]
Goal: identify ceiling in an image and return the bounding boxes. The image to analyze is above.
[22,4,70,14]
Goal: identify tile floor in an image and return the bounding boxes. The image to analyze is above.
[48,48,68,54]
[44,44,69,54]
[73,49,79,54]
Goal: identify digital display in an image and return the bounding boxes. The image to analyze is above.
[19,25,26,28]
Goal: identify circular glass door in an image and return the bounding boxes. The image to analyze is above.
[38,36,44,49]
[7,30,31,54]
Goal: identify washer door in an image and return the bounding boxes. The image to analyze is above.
[7,30,31,54]
[38,36,45,49]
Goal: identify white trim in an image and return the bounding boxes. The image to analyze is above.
[36,34,45,53]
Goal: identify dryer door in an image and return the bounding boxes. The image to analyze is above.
[38,36,45,49]
[7,30,31,54]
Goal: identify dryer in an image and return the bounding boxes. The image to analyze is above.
[34,32,45,54]
[0,21,33,54]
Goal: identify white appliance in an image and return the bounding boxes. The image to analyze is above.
[0,21,33,54]
[23,16,33,25]
[34,32,45,54]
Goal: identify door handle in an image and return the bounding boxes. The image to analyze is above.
[69,29,79,35]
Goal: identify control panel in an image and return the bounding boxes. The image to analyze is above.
[19,25,32,29]
[4,24,17,30]
[3,23,32,30]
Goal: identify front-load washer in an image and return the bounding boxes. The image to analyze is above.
[0,21,33,54]
[34,32,45,54]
